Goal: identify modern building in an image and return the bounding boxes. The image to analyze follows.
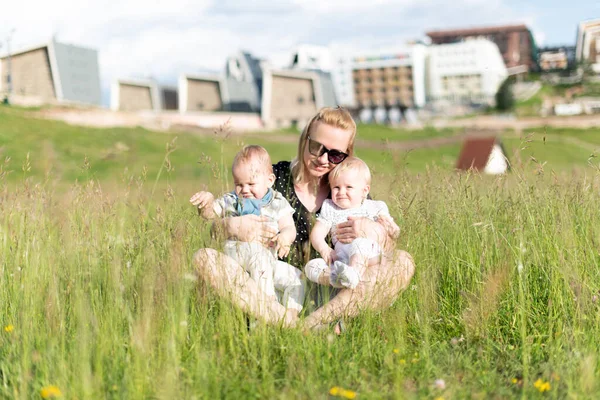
[178,74,225,113]
[0,38,101,106]
[288,45,338,108]
[289,44,335,72]
[224,51,264,112]
[538,46,576,71]
[261,69,322,129]
[111,78,161,112]
[426,24,537,71]
[426,39,507,106]
[576,19,600,73]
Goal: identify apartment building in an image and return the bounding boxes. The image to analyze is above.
[352,45,427,110]
[426,24,537,71]
[427,39,507,105]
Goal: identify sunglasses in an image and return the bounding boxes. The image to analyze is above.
[307,136,349,165]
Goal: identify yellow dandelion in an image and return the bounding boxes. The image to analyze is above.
[40,385,62,398]
[399,359,406,365]
[540,382,551,392]
[341,389,357,399]
[435,397,445,400]
[4,325,14,333]
[533,379,551,392]
[393,348,400,354]
[511,378,517,384]
[329,386,357,399]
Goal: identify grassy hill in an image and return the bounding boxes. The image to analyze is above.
[4,105,600,398]
[1,106,599,193]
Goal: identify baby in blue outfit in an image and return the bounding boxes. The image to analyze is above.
[190,145,304,312]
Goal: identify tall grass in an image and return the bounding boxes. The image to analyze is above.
[2,142,600,398]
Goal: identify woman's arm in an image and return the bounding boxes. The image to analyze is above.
[212,215,279,245]
[335,216,393,248]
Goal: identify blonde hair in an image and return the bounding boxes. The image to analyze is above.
[329,156,371,186]
[232,145,273,173]
[292,107,357,184]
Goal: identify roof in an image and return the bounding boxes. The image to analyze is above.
[0,43,48,59]
[427,24,530,38]
[456,137,500,171]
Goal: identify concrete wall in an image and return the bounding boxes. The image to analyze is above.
[118,83,153,111]
[185,79,222,112]
[0,48,56,103]
[269,75,317,127]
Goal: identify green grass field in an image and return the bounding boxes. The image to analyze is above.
[2,106,600,398]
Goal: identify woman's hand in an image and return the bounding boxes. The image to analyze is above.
[334,216,387,244]
[224,215,278,246]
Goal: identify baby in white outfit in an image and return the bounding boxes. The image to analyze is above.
[306,156,395,289]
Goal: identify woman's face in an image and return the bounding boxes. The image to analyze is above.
[303,122,352,179]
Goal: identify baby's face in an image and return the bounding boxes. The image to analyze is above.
[330,169,369,209]
[232,159,274,199]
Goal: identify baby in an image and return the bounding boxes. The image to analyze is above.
[190,145,304,312]
[306,156,397,290]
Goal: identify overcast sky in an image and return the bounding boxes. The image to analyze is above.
[1,0,598,105]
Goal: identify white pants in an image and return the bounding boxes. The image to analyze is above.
[334,238,381,264]
[223,241,304,311]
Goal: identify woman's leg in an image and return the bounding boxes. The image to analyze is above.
[193,248,297,327]
[302,249,415,329]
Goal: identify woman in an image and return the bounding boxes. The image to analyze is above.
[193,107,415,329]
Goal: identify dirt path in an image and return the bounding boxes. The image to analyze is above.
[31,107,600,152]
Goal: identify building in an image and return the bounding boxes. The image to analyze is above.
[576,19,600,73]
[111,78,161,112]
[178,74,226,113]
[538,46,576,71]
[0,38,101,106]
[456,137,509,175]
[426,39,507,106]
[351,45,427,123]
[288,45,338,108]
[289,44,334,71]
[224,51,264,112]
[261,69,323,129]
[426,24,537,71]
[331,54,356,107]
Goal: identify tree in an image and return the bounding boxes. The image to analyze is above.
[495,78,514,111]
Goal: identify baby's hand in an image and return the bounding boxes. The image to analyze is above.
[272,233,292,258]
[189,191,214,210]
[320,247,336,265]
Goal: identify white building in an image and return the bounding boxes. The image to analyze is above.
[576,19,600,74]
[426,39,507,105]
